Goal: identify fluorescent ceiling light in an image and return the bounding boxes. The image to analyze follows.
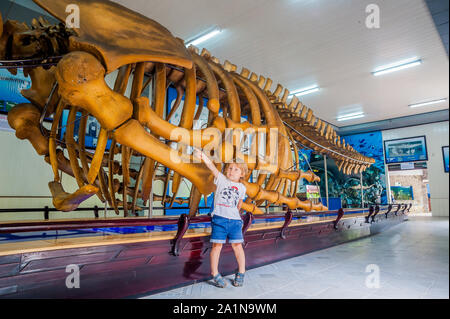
[185,27,222,47]
[337,112,365,121]
[289,86,320,97]
[409,98,447,108]
[372,58,422,76]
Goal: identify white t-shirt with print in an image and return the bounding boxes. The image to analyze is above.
[212,172,247,220]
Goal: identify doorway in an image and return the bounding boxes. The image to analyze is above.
[387,163,431,215]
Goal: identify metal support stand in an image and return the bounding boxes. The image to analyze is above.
[242,212,254,236]
[324,155,329,208]
[385,163,392,204]
[148,189,153,218]
[279,210,294,240]
[44,206,49,220]
[365,206,375,223]
[171,214,190,256]
[384,204,393,218]
[360,172,364,208]
[371,205,381,223]
[394,205,401,216]
[333,208,345,230]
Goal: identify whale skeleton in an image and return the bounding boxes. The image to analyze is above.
[0,0,374,216]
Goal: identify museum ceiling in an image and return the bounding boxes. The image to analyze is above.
[112,0,449,128]
[2,0,449,128]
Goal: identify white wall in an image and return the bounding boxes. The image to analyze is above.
[0,129,113,220]
[0,126,173,221]
[382,121,449,217]
[0,70,164,221]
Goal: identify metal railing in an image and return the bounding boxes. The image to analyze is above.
[0,204,407,234]
[0,205,212,220]
[0,203,411,257]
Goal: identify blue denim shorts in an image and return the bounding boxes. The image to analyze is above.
[210,215,244,244]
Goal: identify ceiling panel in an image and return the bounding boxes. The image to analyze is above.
[112,0,448,127]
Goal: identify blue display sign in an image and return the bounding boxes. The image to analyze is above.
[384,136,428,164]
[442,146,449,173]
[0,69,31,113]
[59,109,112,150]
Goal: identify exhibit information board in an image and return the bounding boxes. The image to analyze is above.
[384,136,428,164]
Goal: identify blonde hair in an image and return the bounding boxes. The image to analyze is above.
[224,162,249,180]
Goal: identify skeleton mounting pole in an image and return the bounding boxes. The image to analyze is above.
[148,190,153,218]
[324,155,329,208]
[360,172,364,208]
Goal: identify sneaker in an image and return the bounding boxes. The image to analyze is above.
[212,274,227,288]
[232,272,245,287]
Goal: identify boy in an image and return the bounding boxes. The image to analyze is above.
[194,148,247,288]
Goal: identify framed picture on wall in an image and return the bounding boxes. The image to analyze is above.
[0,69,31,116]
[391,186,414,200]
[384,135,428,164]
[442,146,449,173]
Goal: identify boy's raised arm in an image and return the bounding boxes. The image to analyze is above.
[193,148,220,178]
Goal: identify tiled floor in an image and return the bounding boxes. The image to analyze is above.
[140,216,449,299]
